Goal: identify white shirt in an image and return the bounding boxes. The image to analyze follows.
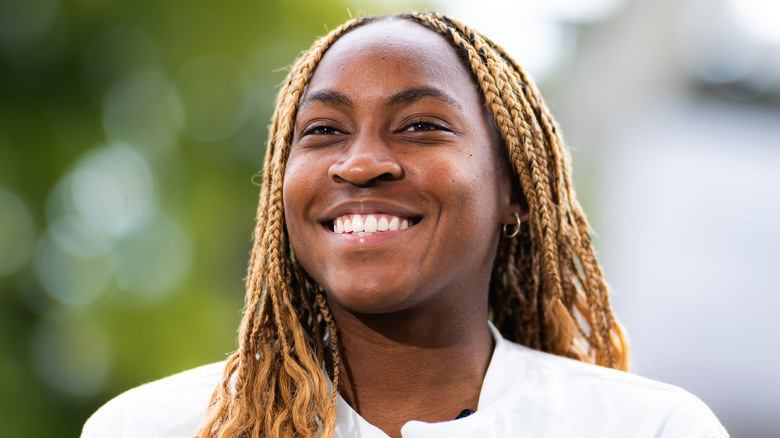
[82,324,728,437]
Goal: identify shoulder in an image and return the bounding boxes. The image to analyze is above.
[499,342,729,437]
[81,361,226,438]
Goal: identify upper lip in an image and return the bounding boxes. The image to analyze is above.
[318,199,424,223]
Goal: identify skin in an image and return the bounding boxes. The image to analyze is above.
[283,18,521,437]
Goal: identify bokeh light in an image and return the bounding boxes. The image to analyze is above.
[48,215,111,259]
[31,317,110,397]
[34,227,114,306]
[69,145,155,236]
[34,144,194,308]
[728,0,780,45]
[113,212,193,305]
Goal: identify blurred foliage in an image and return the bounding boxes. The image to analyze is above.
[0,0,426,436]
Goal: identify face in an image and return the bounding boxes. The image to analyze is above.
[283,19,517,316]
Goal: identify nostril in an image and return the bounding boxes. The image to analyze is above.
[328,165,403,186]
[376,171,402,182]
[328,159,403,186]
[327,138,403,186]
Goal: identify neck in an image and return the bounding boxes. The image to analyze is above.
[330,302,493,438]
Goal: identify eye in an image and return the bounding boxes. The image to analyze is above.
[404,120,444,132]
[303,125,343,136]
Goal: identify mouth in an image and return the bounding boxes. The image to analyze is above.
[324,213,421,236]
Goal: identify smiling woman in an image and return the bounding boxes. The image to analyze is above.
[81,11,728,438]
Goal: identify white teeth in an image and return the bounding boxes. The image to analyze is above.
[388,217,400,231]
[333,214,413,234]
[377,216,389,231]
[365,215,378,232]
[352,215,364,232]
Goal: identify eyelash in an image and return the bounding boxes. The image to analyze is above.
[303,125,343,136]
[403,120,444,132]
[301,119,447,137]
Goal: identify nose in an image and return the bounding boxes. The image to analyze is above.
[328,134,403,186]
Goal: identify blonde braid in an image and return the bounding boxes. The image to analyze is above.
[472,32,626,366]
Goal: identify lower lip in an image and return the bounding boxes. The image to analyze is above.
[326,226,413,246]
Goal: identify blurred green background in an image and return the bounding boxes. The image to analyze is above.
[0,1,423,436]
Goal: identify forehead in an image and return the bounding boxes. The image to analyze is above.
[304,19,479,103]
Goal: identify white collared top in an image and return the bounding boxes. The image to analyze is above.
[82,323,728,438]
[333,323,728,437]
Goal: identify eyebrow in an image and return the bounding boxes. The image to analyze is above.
[385,86,462,110]
[299,89,354,110]
[298,86,463,111]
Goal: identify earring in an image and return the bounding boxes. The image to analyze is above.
[502,212,521,238]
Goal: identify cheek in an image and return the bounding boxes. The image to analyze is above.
[282,167,318,276]
[282,156,318,232]
[439,149,505,212]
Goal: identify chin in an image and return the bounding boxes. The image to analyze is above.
[324,280,418,315]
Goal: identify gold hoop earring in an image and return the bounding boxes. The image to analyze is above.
[502,212,521,238]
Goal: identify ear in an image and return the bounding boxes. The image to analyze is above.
[488,111,529,225]
[499,171,529,225]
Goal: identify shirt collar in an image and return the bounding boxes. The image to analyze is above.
[477,321,518,408]
[332,321,528,437]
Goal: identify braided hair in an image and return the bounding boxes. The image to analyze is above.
[197,11,629,438]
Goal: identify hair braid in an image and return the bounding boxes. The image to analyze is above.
[200,11,628,437]
[474,35,626,366]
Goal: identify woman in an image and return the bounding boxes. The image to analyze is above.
[82,12,727,438]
